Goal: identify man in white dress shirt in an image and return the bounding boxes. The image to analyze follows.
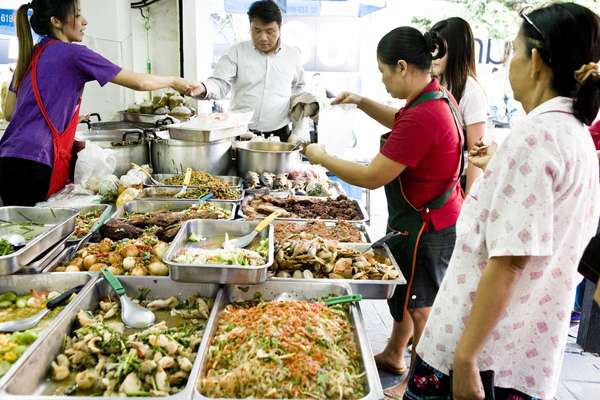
[189,0,305,142]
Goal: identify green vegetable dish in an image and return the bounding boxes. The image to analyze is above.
[45,292,213,397]
[0,238,14,256]
[0,290,68,377]
[172,237,269,266]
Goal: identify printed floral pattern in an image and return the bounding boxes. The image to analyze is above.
[417,97,600,399]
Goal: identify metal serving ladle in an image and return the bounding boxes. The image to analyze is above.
[101,268,155,329]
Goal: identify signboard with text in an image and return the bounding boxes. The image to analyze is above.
[0,9,16,37]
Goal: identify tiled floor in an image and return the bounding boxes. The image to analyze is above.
[361,187,600,399]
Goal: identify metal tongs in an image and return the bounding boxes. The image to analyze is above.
[361,230,409,254]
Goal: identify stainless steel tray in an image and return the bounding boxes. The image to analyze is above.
[273,220,372,243]
[270,243,405,299]
[0,276,222,399]
[245,179,346,198]
[18,235,70,274]
[139,186,245,204]
[148,174,243,188]
[0,273,96,390]
[119,110,177,125]
[42,241,173,277]
[168,123,246,143]
[41,244,81,273]
[0,207,79,275]
[238,194,370,223]
[66,204,113,246]
[112,199,236,221]
[163,219,274,284]
[192,280,383,400]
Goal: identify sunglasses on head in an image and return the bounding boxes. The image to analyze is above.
[520,7,546,42]
[519,7,552,63]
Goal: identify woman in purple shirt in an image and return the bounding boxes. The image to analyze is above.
[0,0,191,206]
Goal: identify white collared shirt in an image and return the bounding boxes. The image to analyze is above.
[203,40,305,132]
[417,97,600,399]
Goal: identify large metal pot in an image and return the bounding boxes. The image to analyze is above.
[235,141,301,176]
[76,129,151,176]
[151,137,233,175]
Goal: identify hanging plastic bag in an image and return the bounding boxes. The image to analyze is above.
[74,143,117,190]
[317,103,357,157]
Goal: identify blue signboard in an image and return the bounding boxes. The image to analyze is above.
[0,8,17,36]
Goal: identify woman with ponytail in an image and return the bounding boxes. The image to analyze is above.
[304,26,464,396]
[431,17,488,194]
[0,0,191,206]
[407,4,600,400]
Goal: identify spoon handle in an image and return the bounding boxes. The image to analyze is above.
[101,268,126,297]
[46,285,85,310]
[255,210,282,233]
[324,294,363,306]
[197,193,214,204]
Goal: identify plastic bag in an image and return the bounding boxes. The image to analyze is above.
[74,142,117,190]
[288,117,310,144]
[119,165,151,192]
[317,104,357,157]
[98,175,119,202]
[36,184,103,207]
[116,188,141,209]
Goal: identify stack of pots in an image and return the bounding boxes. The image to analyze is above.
[76,113,173,176]
[77,113,241,176]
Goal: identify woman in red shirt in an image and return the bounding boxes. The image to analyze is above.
[590,119,600,154]
[305,26,464,397]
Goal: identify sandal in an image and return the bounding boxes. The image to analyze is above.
[384,391,404,400]
[375,358,408,375]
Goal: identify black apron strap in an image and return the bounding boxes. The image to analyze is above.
[422,89,465,211]
[383,86,465,321]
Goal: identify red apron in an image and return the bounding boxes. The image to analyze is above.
[30,39,81,198]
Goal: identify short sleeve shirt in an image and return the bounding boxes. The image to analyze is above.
[0,38,121,167]
[589,119,600,150]
[459,76,488,127]
[417,97,600,399]
[380,79,464,231]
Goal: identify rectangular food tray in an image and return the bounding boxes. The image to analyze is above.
[139,187,245,204]
[270,243,405,299]
[163,219,274,284]
[112,200,236,221]
[238,194,369,223]
[18,235,70,274]
[146,174,243,189]
[0,273,96,389]
[244,179,346,198]
[66,204,113,247]
[0,207,79,275]
[192,280,384,400]
[0,277,222,400]
[272,220,372,243]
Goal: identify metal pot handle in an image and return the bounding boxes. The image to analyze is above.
[84,112,102,130]
[155,116,174,128]
[121,129,145,142]
[142,128,159,141]
[89,113,101,122]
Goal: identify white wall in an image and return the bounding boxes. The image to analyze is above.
[80,0,133,119]
[130,0,181,103]
[79,0,182,118]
